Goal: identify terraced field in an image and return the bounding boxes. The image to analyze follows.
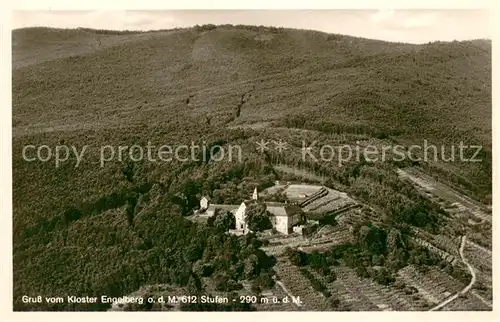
[397,168,491,224]
[396,167,492,311]
[411,227,462,257]
[299,187,328,207]
[336,207,382,226]
[332,266,432,311]
[298,231,354,253]
[397,265,465,306]
[311,269,376,311]
[273,257,331,311]
[262,228,354,256]
[269,250,466,312]
[441,292,492,311]
[412,237,458,265]
[302,191,357,215]
[463,242,492,303]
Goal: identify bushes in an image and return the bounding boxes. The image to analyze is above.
[208,210,236,231]
[214,273,243,292]
[444,263,471,285]
[408,246,441,266]
[322,268,337,283]
[297,230,399,285]
[76,27,144,35]
[243,254,260,279]
[252,273,275,291]
[62,207,83,224]
[307,251,328,270]
[15,198,278,310]
[300,268,331,298]
[194,24,217,32]
[302,222,320,236]
[285,248,308,266]
[193,261,214,278]
[12,25,491,312]
[357,225,388,256]
[245,203,273,232]
[374,267,395,285]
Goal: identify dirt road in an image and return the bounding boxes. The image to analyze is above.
[429,235,476,311]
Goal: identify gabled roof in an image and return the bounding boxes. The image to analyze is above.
[266,205,287,217]
[207,204,240,213]
[264,201,285,207]
[284,204,303,216]
[266,204,303,217]
[201,195,212,201]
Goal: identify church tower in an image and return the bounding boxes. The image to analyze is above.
[252,187,258,200]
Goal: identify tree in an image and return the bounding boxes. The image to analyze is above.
[187,274,202,293]
[247,212,272,232]
[181,180,203,211]
[252,273,275,291]
[330,297,341,309]
[245,202,272,232]
[374,267,395,285]
[358,225,387,255]
[243,254,260,279]
[192,260,214,277]
[285,249,308,267]
[213,211,236,231]
[307,251,328,270]
[214,273,230,291]
[325,270,337,283]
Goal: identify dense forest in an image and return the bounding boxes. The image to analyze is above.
[12,24,491,310]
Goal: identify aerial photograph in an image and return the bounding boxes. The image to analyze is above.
[11,9,492,312]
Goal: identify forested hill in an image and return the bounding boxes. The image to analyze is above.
[12,25,491,311]
[13,25,491,146]
[13,25,492,202]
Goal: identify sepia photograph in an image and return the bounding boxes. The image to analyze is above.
[8,4,494,316]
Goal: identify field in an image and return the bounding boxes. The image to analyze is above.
[332,266,433,311]
[261,178,358,217]
[273,256,332,310]
[395,169,493,310]
[269,253,475,311]
[398,167,492,250]
[273,165,327,184]
[397,265,464,306]
[462,241,492,303]
[12,24,491,311]
[261,184,322,202]
[398,168,491,223]
[259,175,492,312]
[302,188,356,214]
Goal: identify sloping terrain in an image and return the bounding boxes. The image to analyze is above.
[13,26,491,143]
[12,25,491,311]
[13,26,491,195]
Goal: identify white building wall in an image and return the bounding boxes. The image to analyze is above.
[252,188,258,200]
[275,216,289,235]
[234,202,247,231]
[200,197,209,210]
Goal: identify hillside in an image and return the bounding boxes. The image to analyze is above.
[13,26,491,141]
[12,25,491,311]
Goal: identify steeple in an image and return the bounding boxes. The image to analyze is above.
[252,187,258,200]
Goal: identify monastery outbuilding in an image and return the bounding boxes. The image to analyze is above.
[199,187,305,235]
